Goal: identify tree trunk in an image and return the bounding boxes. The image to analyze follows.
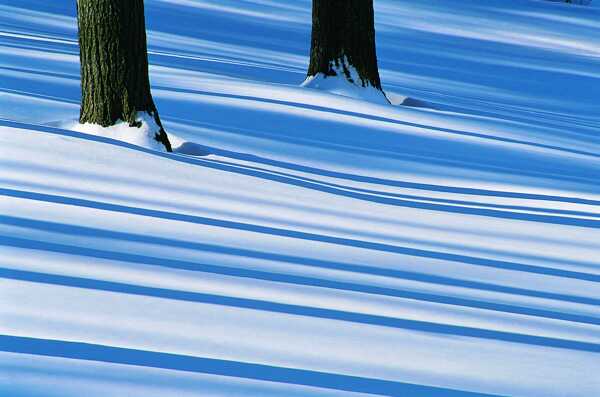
[77,0,171,151]
[307,0,384,93]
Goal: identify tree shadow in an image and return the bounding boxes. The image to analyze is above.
[0,335,500,397]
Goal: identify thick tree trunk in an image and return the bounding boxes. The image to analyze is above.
[77,0,171,151]
[307,0,384,92]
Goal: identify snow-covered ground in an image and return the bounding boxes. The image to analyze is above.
[1,0,599,396]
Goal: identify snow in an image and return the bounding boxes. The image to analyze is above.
[66,112,167,151]
[302,58,390,105]
[1,0,600,396]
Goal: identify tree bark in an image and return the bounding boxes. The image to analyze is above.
[77,0,171,151]
[307,0,384,92]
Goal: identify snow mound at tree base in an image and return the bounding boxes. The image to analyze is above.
[65,112,168,152]
[302,74,432,109]
[301,62,389,105]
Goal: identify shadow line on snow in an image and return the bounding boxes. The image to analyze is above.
[2,215,596,307]
[0,335,501,397]
[172,124,600,205]
[0,64,78,82]
[157,86,600,161]
[2,120,599,229]
[1,268,599,353]
[180,145,600,220]
[0,87,79,105]
[2,233,598,326]
[3,118,599,208]
[165,114,600,202]
[122,155,600,228]
[1,187,598,283]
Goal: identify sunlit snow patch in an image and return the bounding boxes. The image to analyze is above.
[66,112,167,151]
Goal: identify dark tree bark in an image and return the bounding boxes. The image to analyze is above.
[77,0,171,151]
[308,0,384,94]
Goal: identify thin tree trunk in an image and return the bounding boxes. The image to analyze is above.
[308,0,384,93]
[77,0,171,151]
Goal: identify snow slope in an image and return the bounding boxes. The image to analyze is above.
[1,0,599,396]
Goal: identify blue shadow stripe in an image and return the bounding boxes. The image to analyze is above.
[0,335,503,397]
[1,268,599,352]
[195,152,600,219]
[1,187,598,282]
[2,119,599,229]
[1,234,598,326]
[1,214,597,307]
[157,87,600,161]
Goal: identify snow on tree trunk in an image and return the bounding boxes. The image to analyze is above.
[76,0,172,151]
[306,0,387,103]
